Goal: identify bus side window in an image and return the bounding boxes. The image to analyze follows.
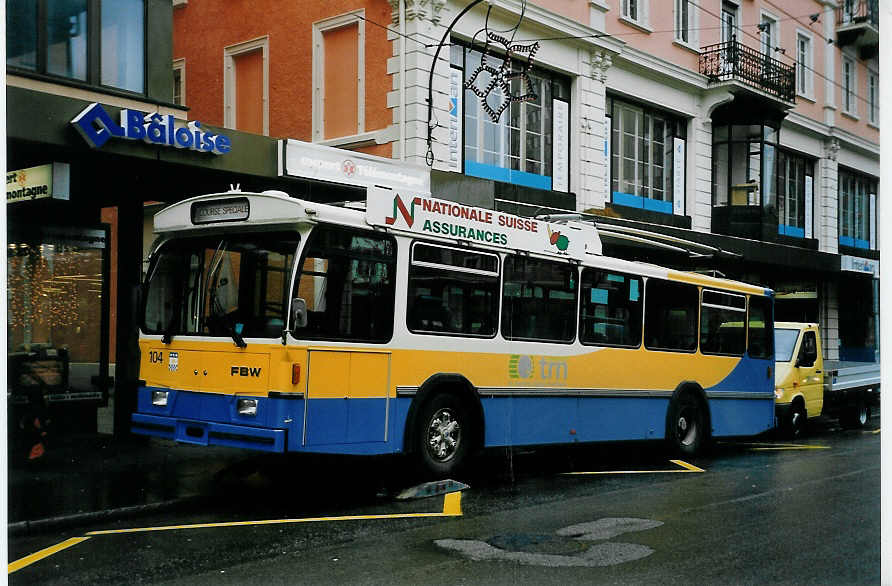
[502,256,577,343]
[579,269,642,347]
[292,226,396,342]
[644,279,699,352]
[700,289,746,356]
[748,295,774,359]
[406,243,499,336]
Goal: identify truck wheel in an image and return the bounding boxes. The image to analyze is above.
[841,402,870,429]
[666,392,708,458]
[787,402,807,439]
[416,393,472,479]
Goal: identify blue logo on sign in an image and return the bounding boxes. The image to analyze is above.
[71,102,232,155]
[449,97,458,117]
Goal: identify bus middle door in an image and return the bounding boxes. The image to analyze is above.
[304,348,391,446]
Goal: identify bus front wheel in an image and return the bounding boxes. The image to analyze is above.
[416,393,471,479]
[667,392,708,458]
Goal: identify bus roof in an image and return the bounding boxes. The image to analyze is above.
[153,188,772,298]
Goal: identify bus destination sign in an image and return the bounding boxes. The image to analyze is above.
[191,198,250,224]
[366,186,599,259]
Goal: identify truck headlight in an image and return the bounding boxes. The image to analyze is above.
[774,388,785,400]
[151,391,169,406]
[237,398,258,416]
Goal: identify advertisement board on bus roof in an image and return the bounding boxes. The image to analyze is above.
[365,186,600,259]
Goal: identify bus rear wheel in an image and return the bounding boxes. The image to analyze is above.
[667,392,707,458]
[416,393,471,479]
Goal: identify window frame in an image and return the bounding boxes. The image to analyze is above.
[172,58,185,106]
[621,0,649,27]
[312,10,366,142]
[759,11,779,57]
[224,35,270,135]
[842,56,857,116]
[868,71,878,125]
[674,0,698,48]
[838,168,877,249]
[406,241,500,338]
[6,0,148,96]
[795,30,814,100]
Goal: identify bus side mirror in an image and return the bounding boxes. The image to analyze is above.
[291,297,308,329]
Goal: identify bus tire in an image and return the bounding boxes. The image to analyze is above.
[666,390,708,458]
[416,393,471,479]
[786,400,807,439]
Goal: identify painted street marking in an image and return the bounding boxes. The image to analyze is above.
[10,493,461,572]
[733,442,831,451]
[8,537,91,574]
[869,428,881,434]
[437,517,664,568]
[87,491,462,536]
[562,459,705,476]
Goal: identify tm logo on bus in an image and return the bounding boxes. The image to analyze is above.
[509,355,568,381]
[231,366,262,377]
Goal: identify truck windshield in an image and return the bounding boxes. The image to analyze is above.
[142,232,300,340]
[774,329,800,362]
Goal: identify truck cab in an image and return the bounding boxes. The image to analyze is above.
[774,322,824,438]
[774,321,879,437]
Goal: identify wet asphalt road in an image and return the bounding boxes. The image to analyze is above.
[9,417,880,585]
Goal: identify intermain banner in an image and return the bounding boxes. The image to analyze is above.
[366,186,598,259]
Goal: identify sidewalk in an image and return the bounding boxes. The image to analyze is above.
[7,433,249,535]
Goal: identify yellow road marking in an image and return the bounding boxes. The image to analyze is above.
[870,428,881,434]
[562,459,705,476]
[8,537,91,574]
[726,442,831,451]
[86,492,463,536]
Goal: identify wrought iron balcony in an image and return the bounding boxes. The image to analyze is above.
[836,0,878,58]
[699,40,795,104]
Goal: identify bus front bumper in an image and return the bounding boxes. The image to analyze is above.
[131,413,287,452]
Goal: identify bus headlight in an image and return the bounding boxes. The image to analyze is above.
[237,398,258,416]
[151,391,169,406]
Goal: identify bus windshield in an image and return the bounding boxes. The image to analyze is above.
[142,231,300,340]
[774,328,801,362]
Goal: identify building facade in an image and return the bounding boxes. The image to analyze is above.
[171,0,879,362]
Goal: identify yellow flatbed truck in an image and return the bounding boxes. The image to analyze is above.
[774,322,881,438]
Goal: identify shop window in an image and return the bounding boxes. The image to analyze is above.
[225,37,269,135]
[7,0,145,94]
[458,42,571,192]
[610,99,685,214]
[839,169,877,250]
[407,243,499,337]
[313,12,364,141]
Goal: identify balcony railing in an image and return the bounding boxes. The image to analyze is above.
[837,0,879,27]
[699,40,795,103]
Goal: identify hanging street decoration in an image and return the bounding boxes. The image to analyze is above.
[463,31,540,123]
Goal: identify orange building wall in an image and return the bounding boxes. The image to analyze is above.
[173,0,392,154]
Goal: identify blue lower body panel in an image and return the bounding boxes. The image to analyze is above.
[132,412,287,452]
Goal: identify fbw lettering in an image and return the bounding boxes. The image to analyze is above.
[231,366,262,377]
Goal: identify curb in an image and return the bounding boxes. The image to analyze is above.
[8,495,205,536]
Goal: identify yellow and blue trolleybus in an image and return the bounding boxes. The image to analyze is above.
[133,186,775,477]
